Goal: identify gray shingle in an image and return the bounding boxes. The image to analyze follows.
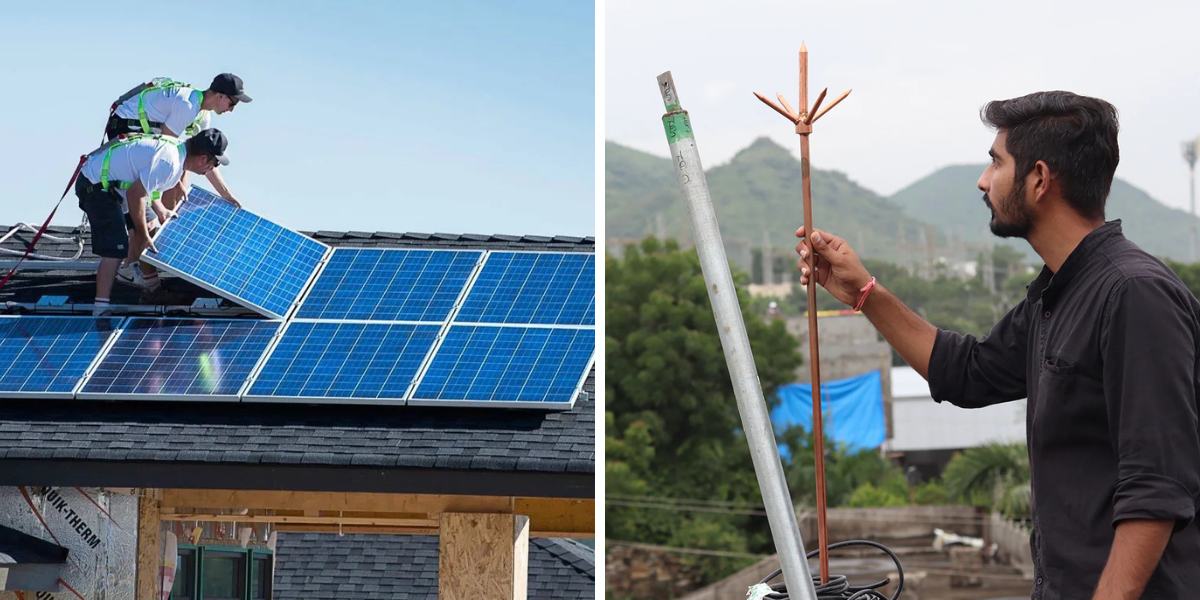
[273,533,593,599]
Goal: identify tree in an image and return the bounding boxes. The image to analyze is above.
[606,238,801,484]
[605,238,803,583]
[941,442,1030,520]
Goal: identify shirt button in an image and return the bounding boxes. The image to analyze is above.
[1043,311,1051,319]
[1037,577,1043,585]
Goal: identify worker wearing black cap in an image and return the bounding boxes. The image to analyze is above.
[76,129,231,313]
[106,73,252,208]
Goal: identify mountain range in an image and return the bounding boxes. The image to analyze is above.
[607,138,1200,270]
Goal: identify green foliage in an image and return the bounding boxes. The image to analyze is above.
[605,238,802,583]
[1165,260,1200,299]
[912,480,950,505]
[847,482,907,508]
[776,425,908,507]
[941,443,1031,519]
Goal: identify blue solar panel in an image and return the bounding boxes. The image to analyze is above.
[296,248,481,321]
[0,316,120,398]
[456,252,594,326]
[411,325,593,408]
[78,318,279,400]
[141,188,329,319]
[244,321,440,402]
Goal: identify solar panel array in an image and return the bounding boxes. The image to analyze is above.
[245,321,440,402]
[456,252,595,326]
[295,249,482,321]
[0,316,120,398]
[140,188,329,319]
[78,318,279,401]
[4,191,594,408]
[412,326,594,407]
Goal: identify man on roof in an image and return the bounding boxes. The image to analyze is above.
[794,91,1200,598]
[106,73,251,209]
[76,129,230,315]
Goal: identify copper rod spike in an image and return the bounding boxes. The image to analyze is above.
[799,46,809,110]
[811,89,852,123]
[754,92,799,123]
[777,94,798,120]
[805,88,828,125]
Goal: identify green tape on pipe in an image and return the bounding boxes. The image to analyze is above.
[662,111,693,144]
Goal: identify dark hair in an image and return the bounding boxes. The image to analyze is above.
[981,91,1119,219]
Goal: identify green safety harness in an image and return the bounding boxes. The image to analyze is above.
[95,133,185,201]
[135,78,207,137]
[108,78,207,139]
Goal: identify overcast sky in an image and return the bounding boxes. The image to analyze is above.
[607,0,1200,213]
[3,2,594,236]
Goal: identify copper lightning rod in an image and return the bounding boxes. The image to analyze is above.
[754,42,851,584]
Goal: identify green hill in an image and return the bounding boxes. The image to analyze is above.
[605,139,936,273]
[890,165,1200,262]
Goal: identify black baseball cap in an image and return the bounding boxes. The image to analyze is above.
[189,129,230,166]
[209,73,253,103]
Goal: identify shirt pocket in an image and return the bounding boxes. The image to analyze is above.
[1032,355,1080,427]
[1033,355,1104,444]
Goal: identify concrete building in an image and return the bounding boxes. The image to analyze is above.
[886,366,1026,479]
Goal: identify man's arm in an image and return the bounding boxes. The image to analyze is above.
[1097,276,1200,597]
[125,182,158,254]
[795,227,937,375]
[204,168,240,207]
[1091,519,1173,600]
[796,226,1027,405]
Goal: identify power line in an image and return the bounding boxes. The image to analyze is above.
[608,539,768,559]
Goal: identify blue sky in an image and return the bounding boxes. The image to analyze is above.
[2,1,594,236]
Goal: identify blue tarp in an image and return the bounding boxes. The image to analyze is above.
[772,370,885,454]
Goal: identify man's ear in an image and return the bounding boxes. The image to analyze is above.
[1028,160,1052,204]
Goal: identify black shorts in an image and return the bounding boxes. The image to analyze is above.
[76,177,134,259]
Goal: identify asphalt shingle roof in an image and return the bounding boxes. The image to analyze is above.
[0,226,595,487]
[272,533,594,599]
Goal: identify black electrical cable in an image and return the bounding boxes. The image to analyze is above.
[754,539,904,600]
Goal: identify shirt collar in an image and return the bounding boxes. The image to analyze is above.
[1026,220,1123,303]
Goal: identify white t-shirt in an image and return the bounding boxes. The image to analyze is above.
[81,137,186,212]
[114,85,206,138]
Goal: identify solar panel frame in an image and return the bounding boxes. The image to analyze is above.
[0,315,124,400]
[292,248,485,322]
[407,323,594,409]
[240,319,443,405]
[140,187,332,320]
[453,250,596,326]
[76,317,283,402]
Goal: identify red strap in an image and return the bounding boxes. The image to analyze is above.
[0,155,89,292]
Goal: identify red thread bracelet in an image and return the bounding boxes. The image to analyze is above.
[853,276,877,312]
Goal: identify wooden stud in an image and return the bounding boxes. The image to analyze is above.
[135,489,162,600]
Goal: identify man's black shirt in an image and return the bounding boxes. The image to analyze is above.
[928,221,1200,599]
